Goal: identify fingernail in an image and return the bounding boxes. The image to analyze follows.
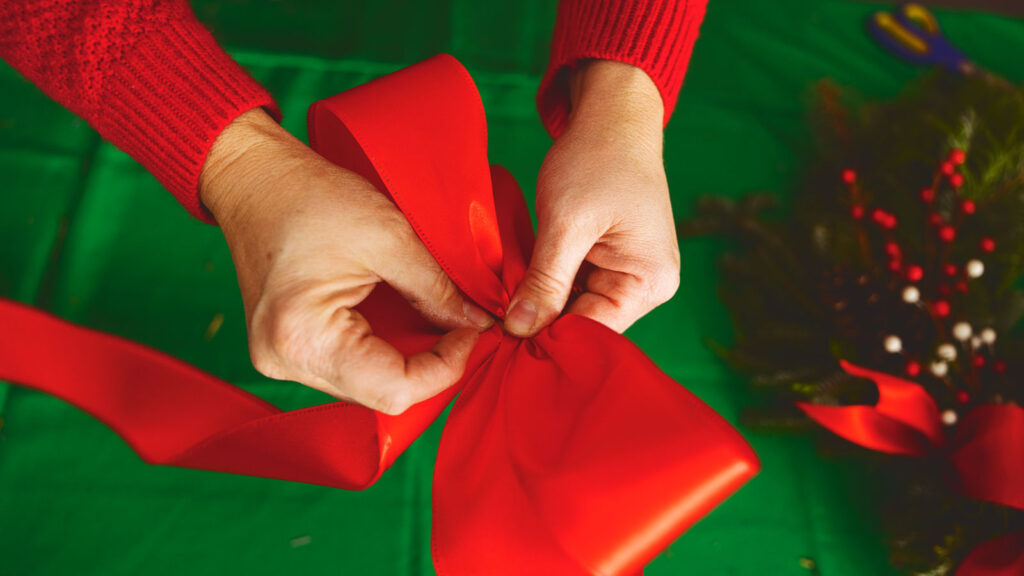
[504,300,537,336]
[463,301,494,329]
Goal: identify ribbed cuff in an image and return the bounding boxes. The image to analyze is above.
[537,0,707,139]
[94,2,279,222]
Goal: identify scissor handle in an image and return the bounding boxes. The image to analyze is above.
[868,3,970,72]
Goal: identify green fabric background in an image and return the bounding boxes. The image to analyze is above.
[1,1,1023,574]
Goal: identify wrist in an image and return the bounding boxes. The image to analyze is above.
[199,107,295,224]
[566,60,664,137]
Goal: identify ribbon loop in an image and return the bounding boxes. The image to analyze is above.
[308,54,512,316]
[797,360,944,456]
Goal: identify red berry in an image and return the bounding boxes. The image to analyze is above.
[944,263,958,277]
[929,212,944,226]
[871,209,897,229]
[955,281,969,293]
[888,259,902,272]
[920,188,935,202]
[885,242,901,257]
[906,265,924,282]
[994,361,1007,374]
[950,173,964,188]
[980,237,996,252]
[841,169,857,184]
[973,355,986,368]
[851,205,865,219]
[951,149,966,165]
[955,390,970,404]
[961,199,976,214]
[905,361,921,377]
[939,225,956,242]
[941,161,955,176]
[933,300,951,317]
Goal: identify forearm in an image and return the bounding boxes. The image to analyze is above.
[0,0,276,221]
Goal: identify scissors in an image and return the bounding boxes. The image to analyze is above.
[868,3,975,74]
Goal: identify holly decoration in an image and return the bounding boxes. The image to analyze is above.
[681,71,1024,574]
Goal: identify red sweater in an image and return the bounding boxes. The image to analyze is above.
[1,0,706,221]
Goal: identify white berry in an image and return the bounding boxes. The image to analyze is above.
[930,361,949,377]
[902,286,920,303]
[884,335,903,353]
[937,343,957,361]
[966,259,985,278]
[952,322,973,341]
[941,409,958,426]
[980,328,996,345]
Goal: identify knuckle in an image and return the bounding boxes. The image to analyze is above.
[524,266,571,301]
[376,213,418,255]
[249,346,283,380]
[428,268,460,305]
[267,316,305,363]
[652,268,681,303]
[374,390,414,416]
[643,251,681,305]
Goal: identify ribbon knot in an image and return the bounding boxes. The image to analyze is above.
[0,54,758,575]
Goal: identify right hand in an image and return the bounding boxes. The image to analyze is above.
[199,108,494,415]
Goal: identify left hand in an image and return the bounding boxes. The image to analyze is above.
[504,60,680,336]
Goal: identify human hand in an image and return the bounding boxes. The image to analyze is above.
[199,109,494,415]
[504,60,680,337]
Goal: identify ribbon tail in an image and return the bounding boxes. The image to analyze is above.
[796,402,935,456]
[0,297,449,489]
[796,361,943,456]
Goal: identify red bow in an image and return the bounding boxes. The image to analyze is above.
[797,360,1024,575]
[0,55,758,575]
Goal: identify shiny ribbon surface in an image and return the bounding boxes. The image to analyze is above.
[796,360,1024,575]
[0,55,759,575]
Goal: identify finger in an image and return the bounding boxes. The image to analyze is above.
[506,220,597,337]
[566,267,647,333]
[402,328,479,395]
[375,233,493,331]
[568,264,679,333]
[250,296,478,414]
[335,327,479,415]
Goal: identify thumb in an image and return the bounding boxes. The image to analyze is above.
[505,221,595,337]
[375,235,494,331]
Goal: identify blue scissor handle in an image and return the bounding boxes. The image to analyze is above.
[868,3,970,72]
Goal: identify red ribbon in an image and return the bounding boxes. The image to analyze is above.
[0,55,759,575]
[796,360,1024,575]
[797,360,944,456]
[957,533,1024,576]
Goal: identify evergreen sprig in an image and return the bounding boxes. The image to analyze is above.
[682,71,1024,575]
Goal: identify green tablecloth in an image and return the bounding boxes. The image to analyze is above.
[2,1,1023,574]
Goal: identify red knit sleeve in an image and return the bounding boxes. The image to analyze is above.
[537,0,707,139]
[0,0,279,221]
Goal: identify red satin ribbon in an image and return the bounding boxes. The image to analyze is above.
[953,404,1024,576]
[797,360,944,456]
[958,533,1024,576]
[0,54,759,575]
[796,360,1024,575]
